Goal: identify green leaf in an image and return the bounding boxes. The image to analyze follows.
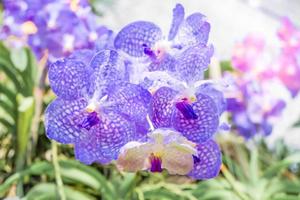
[16,94,35,158]
[0,56,23,90]
[0,42,10,58]
[249,147,259,183]
[200,190,240,200]
[0,162,52,196]
[263,178,300,199]
[20,48,37,95]
[0,117,13,132]
[272,193,300,200]
[0,83,16,104]
[59,160,116,200]
[15,94,35,195]
[0,98,17,120]
[143,188,183,200]
[119,173,139,198]
[263,152,300,178]
[220,60,234,72]
[10,48,28,72]
[22,183,96,200]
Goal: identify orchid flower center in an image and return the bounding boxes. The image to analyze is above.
[149,153,163,172]
[175,97,198,120]
[79,111,100,130]
[142,40,171,60]
[192,155,201,164]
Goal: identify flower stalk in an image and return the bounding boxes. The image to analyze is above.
[51,141,66,200]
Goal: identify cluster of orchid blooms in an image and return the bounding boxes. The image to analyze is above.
[40,3,224,179]
[3,0,298,179]
[227,17,300,139]
[1,0,111,61]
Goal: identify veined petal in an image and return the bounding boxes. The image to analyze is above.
[89,111,136,161]
[174,13,210,47]
[117,141,151,172]
[196,83,226,115]
[89,50,128,96]
[45,98,88,144]
[148,53,176,72]
[90,49,127,81]
[108,82,152,123]
[173,93,219,143]
[114,21,163,57]
[151,87,177,128]
[161,146,194,175]
[74,136,112,165]
[69,49,95,66]
[188,140,222,180]
[168,3,185,41]
[48,58,90,100]
[175,45,214,84]
[148,129,196,175]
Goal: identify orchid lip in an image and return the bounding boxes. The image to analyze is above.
[79,111,100,130]
[149,153,163,172]
[142,43,156,58]
[175,100,198,120]
[193,155,201,164]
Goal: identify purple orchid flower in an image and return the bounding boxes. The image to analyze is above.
[113,4,213,86]
[45,3,224,180]
[1,0,111,61]
[45,49,151,163]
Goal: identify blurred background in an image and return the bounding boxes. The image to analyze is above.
[0,0,300,199]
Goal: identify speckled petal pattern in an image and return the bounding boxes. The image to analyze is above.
[89,50,128,96]
[188,140,222,179]
[48,58,90,100]
[45,98,88,144]
[148,53,176,72]
[109,82,152,123]
[197,83,226,115]
[175,45,214,84]
[173,93,219,143]
[89,111,136,161]
[151,87,177,128]
[174,13,210,47]
[168,3,185,41]
[114,21,163,57]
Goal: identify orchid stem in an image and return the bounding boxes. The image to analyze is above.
[51,141,66,200]
[221,164,250,200]
[30,60,48,160]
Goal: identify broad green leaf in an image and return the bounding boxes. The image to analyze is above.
[59,160,117,200]
[119,173,138,198]
[0,117,13,132]
[10,48,27,72]
[220,60,234,72]
[20,48,37,95]
[0,83,16,104]
[249,147,259,183]
[200,190,240,200]
[263,152,300,178]
[263,178,300,199]
[22,183,96,200]
[0,162,51,196]
[272,193,300,200]
[16,94,34,158]
[0,98,16,120]
[0,56,23,90]
[143,188,184,200]
[0,42,10,58]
